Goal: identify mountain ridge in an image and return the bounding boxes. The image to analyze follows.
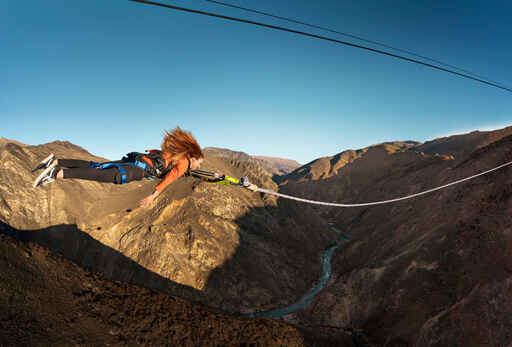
[281,127,512,184]
[279,128,512,346]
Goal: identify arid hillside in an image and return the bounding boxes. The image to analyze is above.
[0,137,27,149]
[416,126,512,158]
[282,141,421,183]
[278,128,512,346]
[204,147,301,180]
[252,155,302,176]
[0,227,309,346]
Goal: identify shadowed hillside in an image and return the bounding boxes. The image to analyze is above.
[416,126,512,158]
[0,224,309,346]
[278,128,512,346]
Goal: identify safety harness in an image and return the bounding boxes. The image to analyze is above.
[91,151,178,184]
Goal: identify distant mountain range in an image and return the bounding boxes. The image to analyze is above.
[283,127,512,184]
[204,147,301,176]
[252,155,302,175]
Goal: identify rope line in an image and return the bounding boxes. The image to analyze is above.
[129,0,512,93]
[204,0,506,88]
[256,160,512,207]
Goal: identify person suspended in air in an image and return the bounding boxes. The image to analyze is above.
[32,127,204,207]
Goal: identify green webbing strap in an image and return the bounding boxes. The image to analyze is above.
[188,169,241,186]
[189,169,215,177]
[216,175,240,185]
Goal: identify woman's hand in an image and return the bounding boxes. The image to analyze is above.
[139,191,160,208]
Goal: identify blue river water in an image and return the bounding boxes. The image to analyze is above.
[242,230,349,318]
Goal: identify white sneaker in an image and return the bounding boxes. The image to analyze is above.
[33,161,58,188]
[32,153,56,172]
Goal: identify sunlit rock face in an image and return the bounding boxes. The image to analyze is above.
[0,140,335,314]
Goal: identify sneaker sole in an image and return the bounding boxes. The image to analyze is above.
[33,163,57,188]
[32,153,55,173]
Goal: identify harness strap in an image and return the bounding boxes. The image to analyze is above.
[185,158,191,176]
[91,161,152,184]
[95,162,128,184]
[118,165,127,184]
[89,157,190,184]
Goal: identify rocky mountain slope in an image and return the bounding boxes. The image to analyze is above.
[204,147,300,179]
[283,126,512,186]
[282,141,421,183]
[0,137,27,149]
[0,227,307,346]
[278,128,512,346]
[415,126,512,158]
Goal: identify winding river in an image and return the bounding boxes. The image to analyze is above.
[242,229,349,318]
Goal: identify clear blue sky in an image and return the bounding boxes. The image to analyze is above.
[2,0,511,164]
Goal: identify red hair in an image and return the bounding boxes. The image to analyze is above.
[161,126,203,161]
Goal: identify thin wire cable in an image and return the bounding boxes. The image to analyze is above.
[129,0,512,93]
[255,160,512,207]
[204,0,506,88]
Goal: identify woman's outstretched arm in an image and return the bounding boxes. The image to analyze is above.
[138,158,188,208]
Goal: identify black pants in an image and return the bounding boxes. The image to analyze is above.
[59,159,144,184]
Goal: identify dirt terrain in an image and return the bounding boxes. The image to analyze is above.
[281,128,512,346]
[1,127,511,346]
[0,228,309,346]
